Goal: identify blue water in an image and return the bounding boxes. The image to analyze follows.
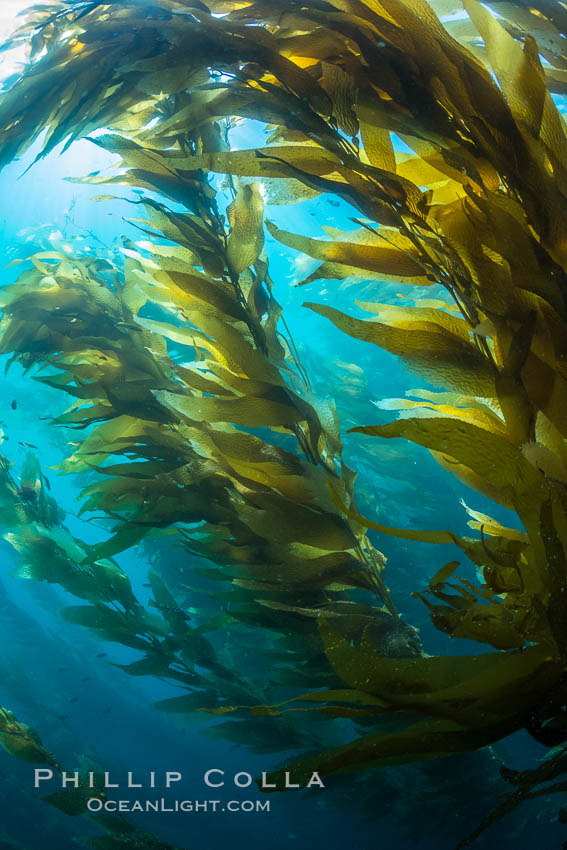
[0,122,562,850]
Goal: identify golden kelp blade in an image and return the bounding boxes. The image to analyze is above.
[0,707,59,768]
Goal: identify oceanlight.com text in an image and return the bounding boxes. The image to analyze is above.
[86,798,271,814]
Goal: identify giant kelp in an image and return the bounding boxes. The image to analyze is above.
[0,703,184,850]
[0,97,411,761]
[0,0,567,844]
[0,193,397,613]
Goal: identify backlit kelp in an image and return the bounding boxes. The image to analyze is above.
[0,405,357,758]
[0,205,400,623]
[1,0,567,845]
[0,157,413,777]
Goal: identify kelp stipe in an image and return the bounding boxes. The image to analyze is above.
[0,0,567,845]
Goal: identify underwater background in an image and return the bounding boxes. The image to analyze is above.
[0,1,566,849]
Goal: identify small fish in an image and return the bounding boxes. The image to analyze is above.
[57,715,69,721]
[18,441,38,449]
[56,667,68,673]
[326,198,340,207]
[102,707,112,714]
[80,677,91,683]
[116,321,143,332]
[142,582,151,588]
[96,652,107,658]
[69,697,79,703]
[10,400,17,410]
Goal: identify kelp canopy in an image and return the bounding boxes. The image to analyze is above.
[0,0,567,845]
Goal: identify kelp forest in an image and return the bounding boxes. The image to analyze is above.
[0,0,565,848]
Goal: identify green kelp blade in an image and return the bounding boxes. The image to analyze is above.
[194,688,388,718]
[263,716,515,787]
[326,478,462,544]
[350,417,545,517]
[304,302,497,396]
[0,707,59,769]
[319,619,561,724]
